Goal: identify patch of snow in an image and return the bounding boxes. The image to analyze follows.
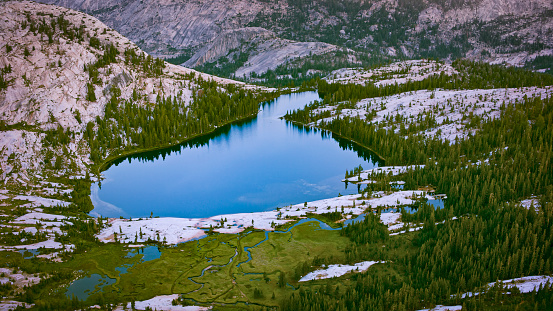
[97,189,433,244]
[12,212,68,225]
[389,226,424,236]
[520,198,540,211]
[12,196,70,208]
[417,305,462,311]
[299,261,382,282]
[0,239,71,251]
[461,275,553,298]
[0,300,33,310]
[492,275,553,293]
[124,294,210,311]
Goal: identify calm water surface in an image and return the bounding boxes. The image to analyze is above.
[91,92,382,218]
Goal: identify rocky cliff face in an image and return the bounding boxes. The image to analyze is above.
[184,27,342,77]
[35,0,553,76]
[34,0,277,57]
[185,27,275,68]
[0,0,259,186]
[33,0,347,76]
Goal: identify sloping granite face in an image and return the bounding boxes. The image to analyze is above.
[0,0,261,184]
[33,0,553,74]
[34,0,276,57]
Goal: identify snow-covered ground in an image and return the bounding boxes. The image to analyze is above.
[0,240,72,251]
[12,196,70,208]
[120,295,210,311]
[460,275,553,298]
[96,189,434,244]
[11,212,68,225]
[520,197,540,211]
[0,300,33,310]
[0,211,74,253]
[311,86,553,142]
[299,261,382,282]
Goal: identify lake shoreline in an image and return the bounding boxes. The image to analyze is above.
[95,188,438,245]
[93,91,382,219]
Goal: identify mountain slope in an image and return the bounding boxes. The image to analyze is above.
[0,0,268,205]
[36,0,553,78]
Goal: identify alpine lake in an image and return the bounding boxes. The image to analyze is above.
[65,91,390,306]
[91,91,382,218]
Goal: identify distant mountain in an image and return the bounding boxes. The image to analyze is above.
[35,0,553,78]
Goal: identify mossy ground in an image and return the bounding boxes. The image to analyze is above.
[1,220,358,308]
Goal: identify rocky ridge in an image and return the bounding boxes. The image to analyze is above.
[35,0,553,77]
[0,0,261,186]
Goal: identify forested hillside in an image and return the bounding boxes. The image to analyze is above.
[1,1,553,310]
[281,60,553,310]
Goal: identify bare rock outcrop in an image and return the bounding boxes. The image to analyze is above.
[36,0,553,75]
[0,0,260,186]
[185,27,275,68]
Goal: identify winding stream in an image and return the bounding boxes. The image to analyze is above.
[237,218,341,268]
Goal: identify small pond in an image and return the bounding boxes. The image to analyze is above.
[65,246,161,300]
[65,274,116,301]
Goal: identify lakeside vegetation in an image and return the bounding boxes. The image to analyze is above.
[0,221,354,310]
[3,32,553,310]
[280,61,553,310]
[2,2,553,310]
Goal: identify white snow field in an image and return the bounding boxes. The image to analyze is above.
[299,261,383,282]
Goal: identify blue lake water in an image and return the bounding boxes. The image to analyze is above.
[91,92,382,218]
[18,249,40,259]
[66,246,161,300]
[65,274,116,301]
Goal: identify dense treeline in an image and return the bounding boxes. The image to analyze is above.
[408,205,553,291]
[316,59,553,102]
[341,212,388,245]
[164,49,194,65]
[402,95,553,214]
[286,60,553,127]
[67,177,95,213]
[195,49,250,78]
[282,203,553,310]
[280,64,553,309]
[86,76,271,164]
[526,55,553,74]
[323,117,446,165]
[282,275,553,311]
